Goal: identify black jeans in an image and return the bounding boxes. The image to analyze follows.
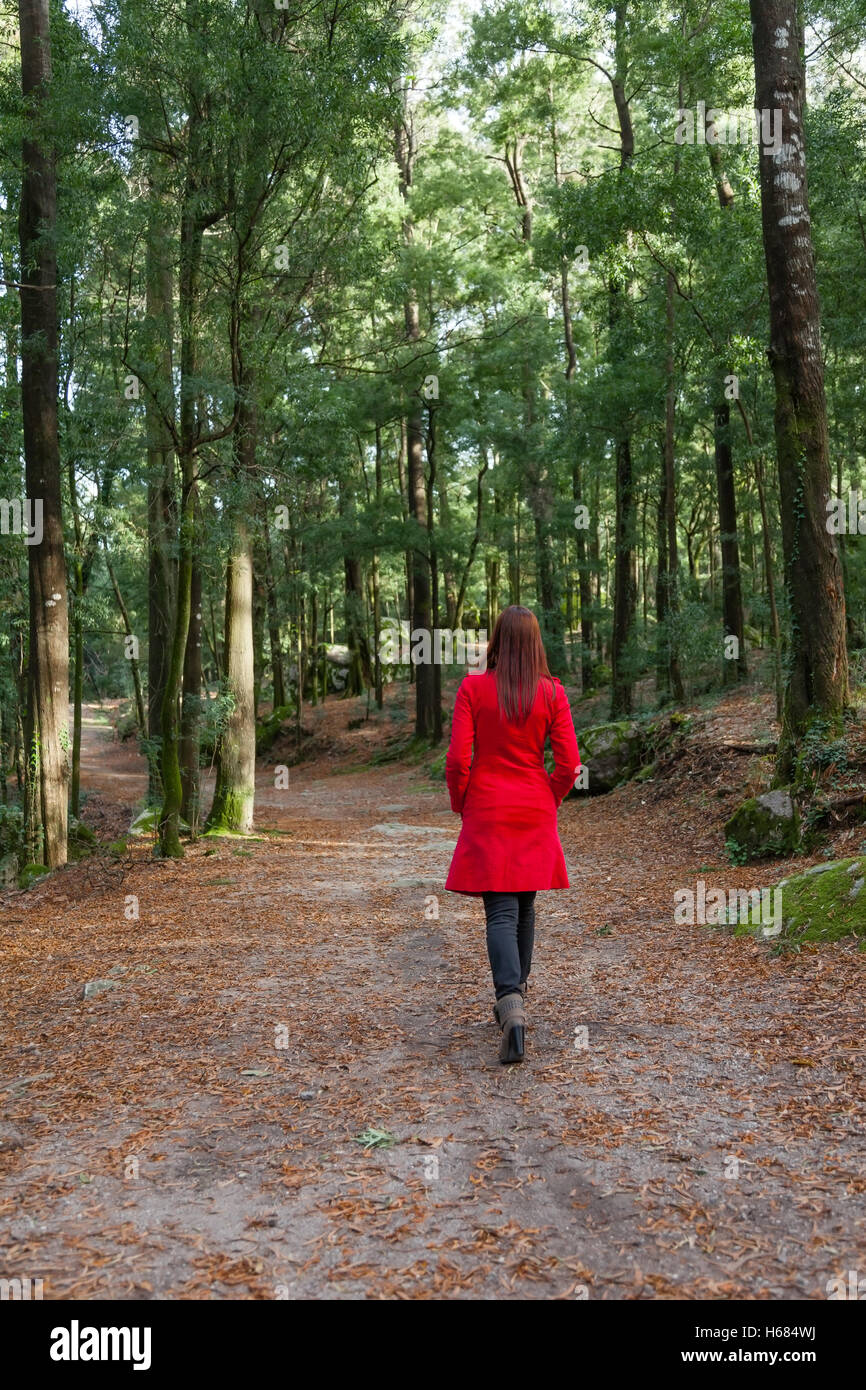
[482,891,537,1000]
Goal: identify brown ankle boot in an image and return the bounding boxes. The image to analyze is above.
[493,991,525,1064]
[492,981,527,1021]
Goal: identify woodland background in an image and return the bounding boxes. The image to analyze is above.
[2,0,866,870]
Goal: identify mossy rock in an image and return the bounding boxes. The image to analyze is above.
[256,703,295,754]
[736,857,866,945]
[18,862,50,890]
[572,720,642,796]
[725,789,801,861]
[107,838,128,858]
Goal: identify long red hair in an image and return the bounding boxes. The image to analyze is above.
[486,606,553,722]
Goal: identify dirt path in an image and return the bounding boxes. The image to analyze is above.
[0,704,863,1299]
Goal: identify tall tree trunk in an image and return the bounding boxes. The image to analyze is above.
[572,454,594,692]
[395,418,414,677]
[608,4,637,719]
[372,424,384,709]
[425,403,443,740]
[706,133,747,683]
[208,521,255,833]
[406,395,434,733]
[655,447,669,697]
[661,62,686,707]
[661,270,685,703]
[1,291,19,806]
[69,558,83,819]
[18,0,68,867]
[207,381,257,835]
[750,0,848,779]
[158,155,205,856]
[560,191,594,691]
[145,168,176,805]
[395,94,437,739]
[309,586,319,706]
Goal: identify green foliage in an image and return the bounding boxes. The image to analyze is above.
[0,803,26,866]
[724,838,749,868]
[795,718,852,797]
[2,0,866,850]
[18,862,50,890]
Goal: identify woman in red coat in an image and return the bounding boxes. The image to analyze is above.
[445,606,580,1064]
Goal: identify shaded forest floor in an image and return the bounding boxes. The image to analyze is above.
[0,681,863,1299]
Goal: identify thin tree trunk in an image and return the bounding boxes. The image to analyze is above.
[714,396,747,680]
[706,131,747,683]
[104,544,147,735]
[507,495,520,605]
[158,172,204,856]
[145,160,175,805]
[207,376,257,835]
[750,0,848,779]
[19,0,68,868]
[263,516,285,709]
[453,448,489,630]
[69,559,84,819]
[438,470,458,630]
[395,418,413,676]
[753,452,784,719]
[662,263,685,702]
[395,94,437,738]
[372,424,384,709]
[425,403,443,740]
[655,449,669,696]
[340,472,373,696]
[179,552,202,832]
[609,4,638,719]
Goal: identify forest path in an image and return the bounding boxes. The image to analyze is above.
[0,701,863,1299]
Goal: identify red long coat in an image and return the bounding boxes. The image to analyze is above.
[444,670,580,894]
